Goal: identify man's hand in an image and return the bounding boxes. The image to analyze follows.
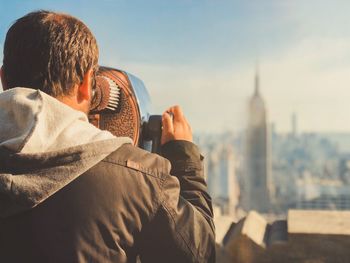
[161,105,193,145]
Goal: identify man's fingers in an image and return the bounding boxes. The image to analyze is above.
[166,105,184,122]
[161,105,193,144]
[162,111,174,133]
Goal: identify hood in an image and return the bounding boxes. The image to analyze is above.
[0,88,132,218]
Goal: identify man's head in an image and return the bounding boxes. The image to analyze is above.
[0,10,99,114]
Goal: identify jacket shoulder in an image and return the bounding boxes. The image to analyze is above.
[102,143,171,178]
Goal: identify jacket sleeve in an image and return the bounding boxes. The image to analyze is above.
[137,140,215,263]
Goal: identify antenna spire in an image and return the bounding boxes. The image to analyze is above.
[254,61,260,96]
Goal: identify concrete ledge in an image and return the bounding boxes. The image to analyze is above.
[217,209,350,262]
[288,210,350,235]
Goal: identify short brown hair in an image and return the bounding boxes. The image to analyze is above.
[2,10,99,97]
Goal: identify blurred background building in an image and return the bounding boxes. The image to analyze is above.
[241,69,274,213]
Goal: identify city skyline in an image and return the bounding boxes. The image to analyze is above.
[1,1,350,133]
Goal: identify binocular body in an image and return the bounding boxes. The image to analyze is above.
[89,67,162,153]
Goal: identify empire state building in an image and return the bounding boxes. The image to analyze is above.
[243,69,273,213]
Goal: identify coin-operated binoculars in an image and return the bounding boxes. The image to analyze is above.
[89,66,162,153]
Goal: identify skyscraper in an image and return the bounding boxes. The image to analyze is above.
[218,145,240,215]
[206,144,240,216]
[242,68,273,213]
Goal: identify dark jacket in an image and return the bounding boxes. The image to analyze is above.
[0,141,215,263]
[0,88,215,263]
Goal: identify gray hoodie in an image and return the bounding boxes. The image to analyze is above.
[0,88,132,218]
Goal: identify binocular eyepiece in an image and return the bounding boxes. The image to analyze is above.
[88,66,162,154]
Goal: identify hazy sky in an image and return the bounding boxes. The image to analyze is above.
[1,1,350,133]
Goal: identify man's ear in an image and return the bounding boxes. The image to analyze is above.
[0,66,7,90]
[77,69,93,102]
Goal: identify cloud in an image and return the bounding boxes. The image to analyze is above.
[262,36,350,133]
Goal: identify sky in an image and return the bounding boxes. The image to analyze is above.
[1,0,350,133]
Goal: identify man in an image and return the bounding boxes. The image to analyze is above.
[0,10,215,263]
